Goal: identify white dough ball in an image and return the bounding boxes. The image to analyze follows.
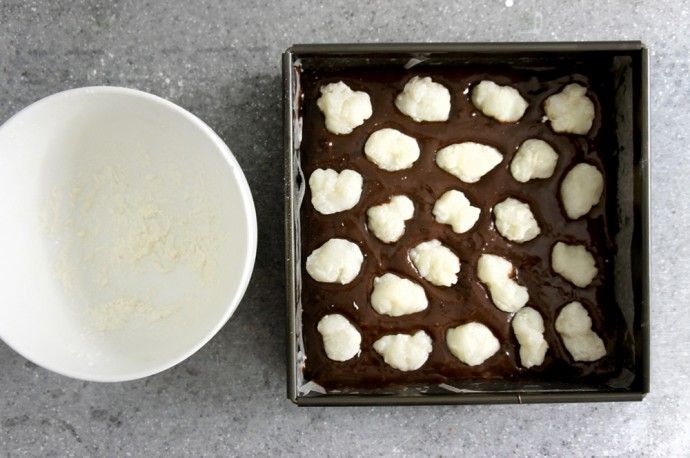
[435,142,503,183]
[317,314,362,361]
[544,83,595,135]
[316,81,373,135]
[306,238,363,284]
[364,128,420,171]
[512,307,548,368]
[471,80,528,122]
[432,190,481,234]
[560,163,604,219]
[555,301,606,362]
[510,139,559,183]
[373,330,433,371]
[370,273,428,317]
[409,239,461,287]
[366,195,415,243]
[446,322,500,366]
[477,254,529,313]
[394,76,451,122]
[309,168,363,215]
[493,197,541,243]
[551,242,597,288]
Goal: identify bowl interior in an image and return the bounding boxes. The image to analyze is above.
[0,87,256,381]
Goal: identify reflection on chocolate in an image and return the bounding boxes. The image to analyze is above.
[298,63,627,390]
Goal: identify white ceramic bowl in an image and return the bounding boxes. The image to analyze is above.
[0,87,257,381]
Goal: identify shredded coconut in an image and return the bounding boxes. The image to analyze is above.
[43,159,223,332]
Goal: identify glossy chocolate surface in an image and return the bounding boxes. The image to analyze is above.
[298,62,628,390]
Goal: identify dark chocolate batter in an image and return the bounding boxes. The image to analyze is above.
[298,62,628,390]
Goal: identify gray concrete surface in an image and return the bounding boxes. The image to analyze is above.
[0,0,685,456]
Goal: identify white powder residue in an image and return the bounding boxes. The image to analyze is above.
[42,158,223,332]
[88,297,178,332]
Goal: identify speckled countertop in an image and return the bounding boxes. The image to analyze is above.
[0,1,686,456]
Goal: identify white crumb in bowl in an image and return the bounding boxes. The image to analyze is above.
[477,254,529,313]
[560,163,604,219]
[366,195,414,243]
[43,161,225,333]
[510,138,559,183]
[89,297,178,332]
[435,142,503,183]
[446,322,500,366]
[317,314,362,362]
[544,83,595,135]
[409,239,460,287]
[364,128,420,171]
[373,330,433,371]
[370,273,428,317]
[511,307,548,368]
[432,190,480,234]
[471,80,528,123]
[308,168,363,215]
[394,76,451,122]
[316,81,373,135]
[493,197,541,243]
[555,301,606,362]
[551,242,598,287]
[306,238,363,284]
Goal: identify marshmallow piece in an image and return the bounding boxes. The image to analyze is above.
[512,307,549,368]
[446,322,500,366]
[471,80,528,123]
[551,242,597,287]
[306,238,363,284]
[395,76,451,122]
[493,197,541,243]
[409,240,461,287]
[317,314,362,362]
[555,301,606,362]
[436,142,503,183]
[544,83,595,135]
[432,190,481,234]
[309,168,363,215]
[560,163,604,219]
[370,273,428,317]
[364,128,420,171]
[510,139,559,183]
[373,330,433,371]
[477,254,529,313]
[316,81,373,135]
[366,195,414,243]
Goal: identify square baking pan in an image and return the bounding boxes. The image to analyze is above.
[283,42,649,406]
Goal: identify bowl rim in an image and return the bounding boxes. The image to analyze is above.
[0,85,258,382]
